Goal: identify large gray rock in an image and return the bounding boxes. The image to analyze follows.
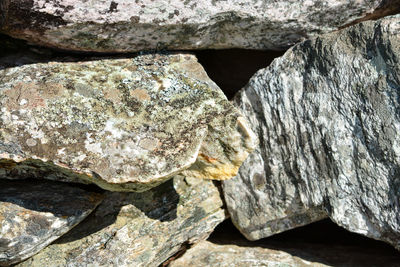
[223,15,400,249]
[0,0,398,52]
[0,53,256,192]
[16,176,225,267]
[0,179,103,266]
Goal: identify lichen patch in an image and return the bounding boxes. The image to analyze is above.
[0,53,256,192]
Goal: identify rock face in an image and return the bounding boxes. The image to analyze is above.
[16,176,225,267]
[223,14,400,249]
[0,179,103,266]
[169,240,328,267]
[0,53,256,192]
[0,0,397,52]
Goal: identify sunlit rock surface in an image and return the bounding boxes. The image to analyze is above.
[0,53,256,191]
[0,0,397,52]
[223,15,400,249]
[16,176,225,267]
[0,180,103,266]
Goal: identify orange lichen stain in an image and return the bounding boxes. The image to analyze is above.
[42,82,65,99]
[130,88,150,101]
[104,88,123,104]
[198,153,218,164]
[4,82,46,110]
[0,159,17,170]
[17,210,31,217]
[125,65,138,72]
[185,162,241,181]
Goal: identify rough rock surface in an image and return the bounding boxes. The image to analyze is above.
[169,240,328,267]
[16,176,225,267]
[0,179,103,266]
[223,15,400,249]
[0,53,256,192]
[0,0,398,52]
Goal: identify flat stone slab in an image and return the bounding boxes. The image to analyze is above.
[0,0,397,52]
[223,14,400,249]
[0,53,256,191]
[0,179,103,266]
[15,176,225,267]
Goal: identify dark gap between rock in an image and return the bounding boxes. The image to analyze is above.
[195,49,284,99]
[207,218,400,266]
[1,34,285,100]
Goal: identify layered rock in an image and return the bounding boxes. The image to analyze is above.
[16,176,225,267]
[0,179,103,266]
[0,53,256,192]
[223,15,400,249]
[0,0,398,52]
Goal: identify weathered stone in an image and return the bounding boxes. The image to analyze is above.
[0,179,103,266]
[169,240,328,267]
[16,176,225,267]
[223,15,400,249]
[0,53,256,192]
[1,0,398,52]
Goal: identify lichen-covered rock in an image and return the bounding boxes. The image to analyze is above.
[0,53,256,192]
[0,0,398,52]
[0,179,103,266]
[15,176,225,267]
[169,240,328,267]
[223,15,400,248]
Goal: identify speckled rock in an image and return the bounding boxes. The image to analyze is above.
[223,15,400,248]
[0,179,103,266]
[169,240,328,267]
[15,176,225,267]
[0,53,256,192]
[1,0,398,52]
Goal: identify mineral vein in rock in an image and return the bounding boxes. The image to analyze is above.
[0,53,256,191]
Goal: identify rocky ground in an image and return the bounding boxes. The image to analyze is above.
[1,1,400,266]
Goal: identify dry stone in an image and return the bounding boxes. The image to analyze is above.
[0,179,103,266]
[15,176,225,267]
[0,53,256,192]
[0,0,398,52]
[223,15,400,249]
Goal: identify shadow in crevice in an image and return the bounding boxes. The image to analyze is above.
[0,179,104,217]
[195,49,284,99]
[54,178,179,244]
[1,34,285,101]
[0,33,145,69]
[208,219,400,266]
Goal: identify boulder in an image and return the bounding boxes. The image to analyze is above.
[15,176,225,267]
[0,179,103,266]
[0,53,256,192]
[223,15,400,249]
[0,0,398,52]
